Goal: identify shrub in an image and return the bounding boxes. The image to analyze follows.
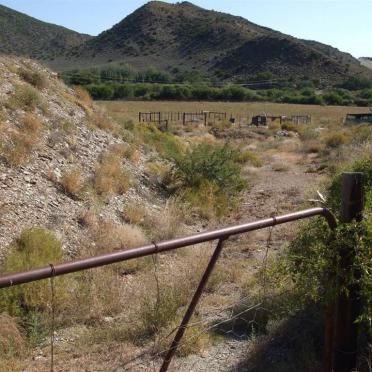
[134,123,185,160]
[236,150,263,167]
[0,228,66,316]
[172,142,246,218]
[324,132,347,148]
[7,84,43,111]
[277,154,371,324]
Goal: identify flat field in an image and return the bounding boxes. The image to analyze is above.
[98,100,366,124]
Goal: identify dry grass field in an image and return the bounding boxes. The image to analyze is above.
[99,100,366,125]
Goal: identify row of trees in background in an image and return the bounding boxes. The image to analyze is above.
[82,82,372,106]
[60,65,372,106]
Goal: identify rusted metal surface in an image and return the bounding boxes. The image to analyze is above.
[0,208,336,289]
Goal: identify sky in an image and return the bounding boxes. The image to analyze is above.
[0,0,370,58]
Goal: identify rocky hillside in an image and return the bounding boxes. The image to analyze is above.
[0,4,91,60]
[0,56,169,260]
[49,1,369,84]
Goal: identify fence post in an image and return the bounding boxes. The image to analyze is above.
[334,172,364,372]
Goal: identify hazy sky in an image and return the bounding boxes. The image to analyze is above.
[0,0,370,58]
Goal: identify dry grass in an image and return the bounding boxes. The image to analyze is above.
[93,220,147,253]
[143,198,186,240]
[1,113,43,167]
[78,208,98,229]
[0,315,25,359]
[98,101,363,126]
[94,150,132,195]
[70,268,125,322]
[91,111,120,135]
[60,167,85,196]
[18,68,47,90]
[7,84,43,111]
[144,161,172,185]
[324,132,348,148]
[122,201,146,225]
[74,86,93,107]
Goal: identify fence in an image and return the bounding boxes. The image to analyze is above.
[0,173,364,372]
[138,111,228,129]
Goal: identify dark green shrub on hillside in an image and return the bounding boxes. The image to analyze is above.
[340,76,372,90]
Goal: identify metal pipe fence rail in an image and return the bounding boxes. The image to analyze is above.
[0,207,337,371]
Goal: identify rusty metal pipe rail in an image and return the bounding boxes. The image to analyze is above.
[0,208,336,289]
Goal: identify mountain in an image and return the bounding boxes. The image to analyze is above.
[0,4,91,60]
[49,1,369,84]
[1,1,370,85]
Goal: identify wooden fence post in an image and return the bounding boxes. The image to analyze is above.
[334,172,364,372]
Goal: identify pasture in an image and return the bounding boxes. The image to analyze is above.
[98,100,366,125]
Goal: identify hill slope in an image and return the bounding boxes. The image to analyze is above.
[0,56,165,255]
[49,1,369,84]
[0,4,91,60]
[359,57,372,70]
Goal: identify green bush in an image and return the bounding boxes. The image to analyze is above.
[278,154,371,324]
[0,228,65,316]
[134,123,185,160]
[172,142,247,217]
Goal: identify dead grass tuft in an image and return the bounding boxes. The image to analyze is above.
[18,68,47,90]
[144,161,172,186]
[93,220,147,253]
[94,150,132,195]
[143,198,186,240]
[1,113,43,167]
[7,84,43,111]
[60,167,85,196]
[74,86,93,107]
[122,201,146,225]
[0,315,25,359]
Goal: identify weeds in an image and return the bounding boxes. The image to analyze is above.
[18,68,47,90]
[94,150,132,195]
[1,113,43,167]
[7,84,43,111]
[0,228,68,316]
[0,315,25,359]
[60,167,85,196]
[172,142,246,218]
